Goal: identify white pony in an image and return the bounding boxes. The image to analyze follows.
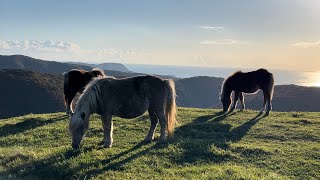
[69,75,177,149]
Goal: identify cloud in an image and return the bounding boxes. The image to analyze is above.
[0,39,147,63]
[291,41,320,48]
[0,40,80,52]
[200,39,242,45]
[199,26,224,31]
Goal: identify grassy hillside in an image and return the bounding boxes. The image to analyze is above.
[0,108,319,179]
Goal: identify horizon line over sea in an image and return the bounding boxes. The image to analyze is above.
[124,64,320,87]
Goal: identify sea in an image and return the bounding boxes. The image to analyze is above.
[125,64,320,87]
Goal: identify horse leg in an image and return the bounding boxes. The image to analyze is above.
[65,91,77,114]
[230,91,240,112]
[65,95,73,115]
[102,114,113,148]
[154,109,167,143]
[144,108,159,143]
[265,91,272,115]
[261,90,269,113]
[239,92,245,111]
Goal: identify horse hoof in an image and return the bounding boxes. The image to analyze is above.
[103,144,112,148]
[103,143,112,148]
[143,138,153,143]
[98,141,104,145]
[158,138,166,143]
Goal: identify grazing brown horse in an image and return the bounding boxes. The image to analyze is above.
[63,68,105,114]
[69,75,177,149]
[220,69,274,115]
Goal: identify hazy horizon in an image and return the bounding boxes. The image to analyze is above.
[60,57,320,87]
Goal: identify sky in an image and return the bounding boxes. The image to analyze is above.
[0,0,320,71]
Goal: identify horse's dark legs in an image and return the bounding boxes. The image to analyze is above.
[264,91,272,115]
[262,90,272,115]
[144,108,159,143]
[230,91,240,112]
[267,99,272,113]
[65,96,73,114]
[65,91,77,114]
[101,114,113,148]
[239,92,245,111]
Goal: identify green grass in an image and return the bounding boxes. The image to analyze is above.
[0,108,319,179]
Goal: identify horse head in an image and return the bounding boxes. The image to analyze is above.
[221,93,231,113]
[69,111,89,149]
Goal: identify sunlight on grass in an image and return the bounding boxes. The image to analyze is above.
[0,109,319,179]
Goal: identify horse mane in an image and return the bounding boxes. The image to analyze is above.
[74,75,115,114]
[69,78,103,131]
[92,68,106,77]
[221,71,242,96]
[76,78,103,113]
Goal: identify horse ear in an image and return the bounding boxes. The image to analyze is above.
[81,112,85,120]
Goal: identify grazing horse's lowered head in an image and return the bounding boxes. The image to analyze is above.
[63,68,105,115]
[220,69,274,115]
[69,78,103,149]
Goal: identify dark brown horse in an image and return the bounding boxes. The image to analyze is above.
[220,69,274,115]
[63,68,105,114]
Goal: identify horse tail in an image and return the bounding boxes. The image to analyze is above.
[268,72,275,100]
[164,79,177,137]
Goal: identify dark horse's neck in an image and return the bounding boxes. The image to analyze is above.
[222,79,233,98]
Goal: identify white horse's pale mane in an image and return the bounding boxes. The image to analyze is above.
[70,78,103,131]
[77,78,103,112]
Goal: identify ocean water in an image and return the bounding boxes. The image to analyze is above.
[125,64,320,87]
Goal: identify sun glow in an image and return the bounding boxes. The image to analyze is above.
[306,71,320,87]
[313,79,320,87]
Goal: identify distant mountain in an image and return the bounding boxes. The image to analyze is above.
[175,76,223,108]
[67,62,130,72]
[1,54,320,119]
[0,69,174,119]
[175,77,320,112]
[97,63,130,72]
[0,69,64,119]
[244,85,320,112]
[0,55,135,76]
[0,55,92,74]
[1,68,320,119]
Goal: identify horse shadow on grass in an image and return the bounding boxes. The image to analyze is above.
[1,112,268,179]
[0,115,67,138]
[82,111,268,177]
[81,141,172,178]
[81,111,269,177]
[171,111,268,164]
[1,141,164,179]
[0,146,95,179]
[192,111,236,124]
